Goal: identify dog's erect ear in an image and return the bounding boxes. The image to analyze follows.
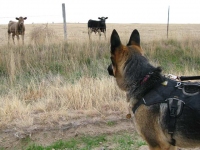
[111,29,121,53]
[127,29,140,46]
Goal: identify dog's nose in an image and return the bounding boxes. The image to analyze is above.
[107,64,114,76]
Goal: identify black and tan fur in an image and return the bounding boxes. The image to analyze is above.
[107,29,200,150]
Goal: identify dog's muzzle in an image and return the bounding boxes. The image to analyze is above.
[107,64,114,76]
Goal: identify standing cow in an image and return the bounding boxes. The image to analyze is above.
[8,16,27,45]
[88,17,108,40]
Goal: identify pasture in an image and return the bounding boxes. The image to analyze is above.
[1,23,200,44]
[0,23,200,149]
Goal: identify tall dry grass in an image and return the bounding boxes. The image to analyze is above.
[0,76,126,129]
[30,24,61,45]
[144,38,200,76]
[0,23,200,133]
[0,37,127,131]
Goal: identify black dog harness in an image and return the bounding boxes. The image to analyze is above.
[132,78,200,146]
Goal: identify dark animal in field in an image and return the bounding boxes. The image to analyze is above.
[88,17,108,39]
[8,16,27,44]
[107,29,200,150]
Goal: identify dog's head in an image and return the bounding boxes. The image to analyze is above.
[107,29,143,91]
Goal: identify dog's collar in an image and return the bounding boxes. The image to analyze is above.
[140,72,154,84]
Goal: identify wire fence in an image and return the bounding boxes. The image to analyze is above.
[0,15,62,25]
[0,22,90,45]
[1,22,200,45]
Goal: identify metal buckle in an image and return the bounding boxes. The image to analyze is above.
[175,82,182,89]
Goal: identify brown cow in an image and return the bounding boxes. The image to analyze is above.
[8,17,27,44]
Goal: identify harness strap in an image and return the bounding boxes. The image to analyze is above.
[132,98,145,113]
[131,79,188,146]
[133,98,185,146]
[167,99,178,146]
[132,98,178,146]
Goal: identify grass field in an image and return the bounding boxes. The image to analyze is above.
[0,23,200,149]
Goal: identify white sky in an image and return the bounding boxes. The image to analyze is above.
[0,0,200,24]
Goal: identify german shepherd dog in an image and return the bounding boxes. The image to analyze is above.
[107,29,200,150]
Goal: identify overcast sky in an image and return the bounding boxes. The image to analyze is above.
[0,0,200,24]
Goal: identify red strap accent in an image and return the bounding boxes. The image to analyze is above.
[141,75,150,84]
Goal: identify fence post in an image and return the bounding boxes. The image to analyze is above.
[167,6,170,38]
[62,3,67,41]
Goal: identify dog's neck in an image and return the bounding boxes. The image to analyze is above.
[124,55,165,101]
[131,70,163,98]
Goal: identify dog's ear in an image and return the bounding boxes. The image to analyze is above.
[127,29,140,46]
[111,29,121,53]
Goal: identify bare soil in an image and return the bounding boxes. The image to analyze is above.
[0,114,135,149]
[1,114,200,150]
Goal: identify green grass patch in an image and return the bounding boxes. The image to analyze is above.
[22,132,146,150]
[25,135,106,150]
[113,132,146,150]
[27,139,78,150]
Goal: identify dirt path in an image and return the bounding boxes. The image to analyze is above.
[0,115,135,149]
[0,115,200,150]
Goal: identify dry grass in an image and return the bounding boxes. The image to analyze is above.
[0,23,200,133]
[30,24,61,45]
[1,23,200,44]
[0,76,126,129]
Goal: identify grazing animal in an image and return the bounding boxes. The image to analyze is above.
[8,16,27,44]
[107,29,200,150]
[88,17,108,39]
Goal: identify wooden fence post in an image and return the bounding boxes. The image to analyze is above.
[62,3,67,40]
[167,6,170,38]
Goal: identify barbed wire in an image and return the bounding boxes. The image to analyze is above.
[0,15,60,19]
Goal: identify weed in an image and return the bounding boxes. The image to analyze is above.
[136,140,147,147]
[107,121,116,126]
[80,135,106,149]
[24,133,145,150]
[27,139,78,150]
